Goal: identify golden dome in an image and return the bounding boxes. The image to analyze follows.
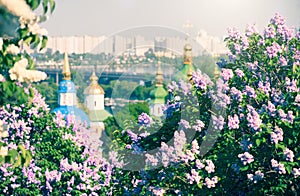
[84,71,105,95]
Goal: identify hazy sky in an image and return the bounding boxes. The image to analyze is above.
[42,0,300,37]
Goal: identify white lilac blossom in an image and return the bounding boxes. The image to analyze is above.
[191,140,200,154]
[205,160,215,173]
[270,126,283,144]
[6,44,20,55]
[271,159,286,174]
[238,152,254,165]
[247,170,264,183]
[186,169,201,184]
[196,159,205,169]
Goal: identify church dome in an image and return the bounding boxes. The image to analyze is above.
[184,43,192,51]
[84,71,104,95]
[58,80,76,93]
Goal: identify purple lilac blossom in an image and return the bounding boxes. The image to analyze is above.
[266,42,282,58]
[230,87,243,102]
[234,69,245,78]
[246,105,262,131]
[283,148,294,162]
[192,70,212,90]
[246,23,259,36]
[221,68,234,81]
[192,120,205,132]
[245,85,257,98]
[212,115,225,130]
[178,119,191,129]
[138,112,152,126]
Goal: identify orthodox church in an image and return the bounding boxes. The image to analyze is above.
[149,59,168,117]
[53,53,90,125]
[84,71,111,136]
[53,53,111,136]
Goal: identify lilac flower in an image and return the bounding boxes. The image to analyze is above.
[266,42,282,58]
[174,130,186,157]
[292,168,300,178]
[241,36,249,49]
[109,151,124,168]
[227,27,241,40]
[192,120,205,132]
[245,85,257,98]
[205,160,215,173]
[152,187,166,196]
[247,61,258,70]
[186,169,201,184]
[264,26,276,38]
[126,129,138,142]
[279,56,288,66]
[270,126,283,144]
[45,169,62,182]
[179,79,192,95]
[266,101,276,116]
[221,68,234,81]
[228,114,240,129]
[138,112,152,126]
[271,159,286,174]
[246,23,259,36]
[145,154,159,167]
[204,176,218,188]
[285,77,298,92]
[270,13,286,26]
[167,81,178,93]
[234,69,244,78]
[234,43,241,54]
[247,170,264,183]
[178,119,191,129]
[192,70,212,90]
[191,140,200,154]
[230,87,243,102]
[283,148,294,162]
[258,81,271,95]
[212,115,225,130]
[196,159,205,169]
[246,105,262,131]
[238,152,254,165]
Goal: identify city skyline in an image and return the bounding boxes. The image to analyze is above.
[42,0,300,37]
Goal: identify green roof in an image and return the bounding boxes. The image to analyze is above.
[88,109,112,122]
[150,86,168,104]
[173,63,195,81]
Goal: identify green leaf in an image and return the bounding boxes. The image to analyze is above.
[255,139,261,146]
[40,36,48,51]
[42,0,48,13]
[49,0,56,13]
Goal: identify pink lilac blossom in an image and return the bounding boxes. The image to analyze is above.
[238,152,254,165]
[292,168,300,178]
[205,160,215,173]
[230,87,243,102]
[186,169,201,184]
[279,56,288,66]
[227,27,241,40]
[212,115,225,130]
[196,159,205,169]
[221,68,234,81]
[246,105,262,131]
[247,170,264,183]
[246,23,259,36]
[270,13,286,26]
[228,114,240,129]
[283,148,294,162]
[270,126,283,144]
[192,120,205,132]
[179,79,192,96]
[167,81,179,93]
[264,26,276,38]
[241,36,249,49]
[271,159,286,174]
[234,69,245,78]
[266,42,282,58]
[145,154,159,167]
[247,61,258,70]
[266,101,276,117]
[258,81,271,95]
[234,43,241,54]
[178,119,191,129]
[204,176,218,188]
[245,85,257,99]
[285,77,299,92]
[191,140,200,154]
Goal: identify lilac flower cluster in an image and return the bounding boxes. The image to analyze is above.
[266,42,282,58]
[270,126,283,144]
[192,70,213,90]
[179,79,192,96]
[285,77,299,92]
[292,168,300,178]
[138,112,152,126]
[246,23,259,36]
[230,87,243,102]
[246,61,258,70]
[246,105,262,131]
[204,176,218,188]
[265,101,276,117]
[186,169,201,184]
[234,69,245,78]
[247,170,264,183]
[258,81,271,95]
[283,148,294,162]
[221,68,234,81]
[212,115,225,130]
[271,159,286,174]
[192,120,205,132]
[178,119,191,130]
[228,114,240,129]
[278,109,295,124]
[238,152,254,165]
